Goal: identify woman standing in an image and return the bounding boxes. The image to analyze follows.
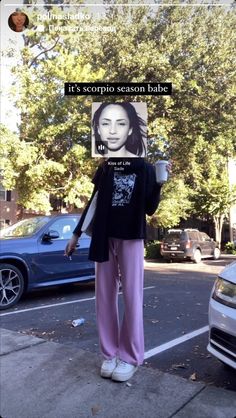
[65,103,168,382]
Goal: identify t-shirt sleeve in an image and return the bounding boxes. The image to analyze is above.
[145,163,163,216]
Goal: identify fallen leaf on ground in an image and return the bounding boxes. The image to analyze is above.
[172,364,187,369]
[91,405,101,415]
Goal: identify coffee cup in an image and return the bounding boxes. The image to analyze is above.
[155,160,169,183]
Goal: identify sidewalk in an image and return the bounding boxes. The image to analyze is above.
[1,328,235,418]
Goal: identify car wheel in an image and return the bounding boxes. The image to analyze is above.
[213,248,221,260]
[193,249,202,263]
[0,264,24,310]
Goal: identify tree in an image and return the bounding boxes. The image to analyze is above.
[95,1,236,233]
[94,1,236,166]
[189,139,236,246]
[197,179,236,247]
[3,5,104,213]
[149,178,194,229]
[0,124,93,213]
[2,0,236,231]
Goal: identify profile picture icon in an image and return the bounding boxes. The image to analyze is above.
[8,10,29,32]
[92,102,147,158]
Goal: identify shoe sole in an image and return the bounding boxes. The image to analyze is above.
[111,367,138,382]
[100,370,114,378]
[101,365,117,378]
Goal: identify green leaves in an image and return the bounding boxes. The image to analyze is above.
[2,2,235,232]
[150,178,194,229]
[0,124,94,212]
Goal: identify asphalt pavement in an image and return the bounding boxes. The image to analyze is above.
[1,327,236,418]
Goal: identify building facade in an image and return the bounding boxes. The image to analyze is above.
[0,181,18,229]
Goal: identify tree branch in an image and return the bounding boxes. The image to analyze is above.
[29,38,60,68]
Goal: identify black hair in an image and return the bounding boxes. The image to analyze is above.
[92,102,147,157]
[8,12,29,32]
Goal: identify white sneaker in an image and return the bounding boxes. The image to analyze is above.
[112,360,138,382]
[100,358,117,378]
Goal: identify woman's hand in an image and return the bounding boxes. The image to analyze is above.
[166,160,173,175]
[64,234,79,257]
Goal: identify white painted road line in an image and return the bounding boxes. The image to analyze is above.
[0,296,96,316]
[0,286,155,316]
[144,325,209,359]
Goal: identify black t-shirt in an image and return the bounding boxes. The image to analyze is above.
[108,171,141,238]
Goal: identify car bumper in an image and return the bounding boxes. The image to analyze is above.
[161,250,191,259]
[207,297,236,369]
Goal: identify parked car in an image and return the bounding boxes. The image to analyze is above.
[0,215,95,310]
[207,261,236,370]
[160,228,220,263]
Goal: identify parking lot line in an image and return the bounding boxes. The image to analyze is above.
[0,286,155,316]
[144,325,209,359]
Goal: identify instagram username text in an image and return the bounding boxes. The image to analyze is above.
[37,12,106,21]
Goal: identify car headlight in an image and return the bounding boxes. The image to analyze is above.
[212,277,236,308]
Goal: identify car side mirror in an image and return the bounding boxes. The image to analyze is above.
[43,230,60,241]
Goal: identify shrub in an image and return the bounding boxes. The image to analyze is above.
[224,241,236,255]
[145,240,162,259]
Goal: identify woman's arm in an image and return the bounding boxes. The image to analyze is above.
[73,186,98,237]
[145,163,163,216]
[64,187,97,256]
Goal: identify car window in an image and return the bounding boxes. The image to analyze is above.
[49,217,79,240]
[164,231,185,241]
[0,217,49,237]
[200,232,211,241]
[188,231,199,240]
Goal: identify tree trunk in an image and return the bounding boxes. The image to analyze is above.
[16,204,24,221]
[213,214,225,248]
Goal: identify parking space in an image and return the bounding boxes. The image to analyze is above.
[1,257,235,391]
[145,332,236,391]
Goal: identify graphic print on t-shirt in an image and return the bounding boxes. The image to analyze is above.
[112,173,137,207]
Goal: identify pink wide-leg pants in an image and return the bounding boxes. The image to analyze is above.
[95,238,144,366]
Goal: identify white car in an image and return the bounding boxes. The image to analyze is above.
[207,260,236,369]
